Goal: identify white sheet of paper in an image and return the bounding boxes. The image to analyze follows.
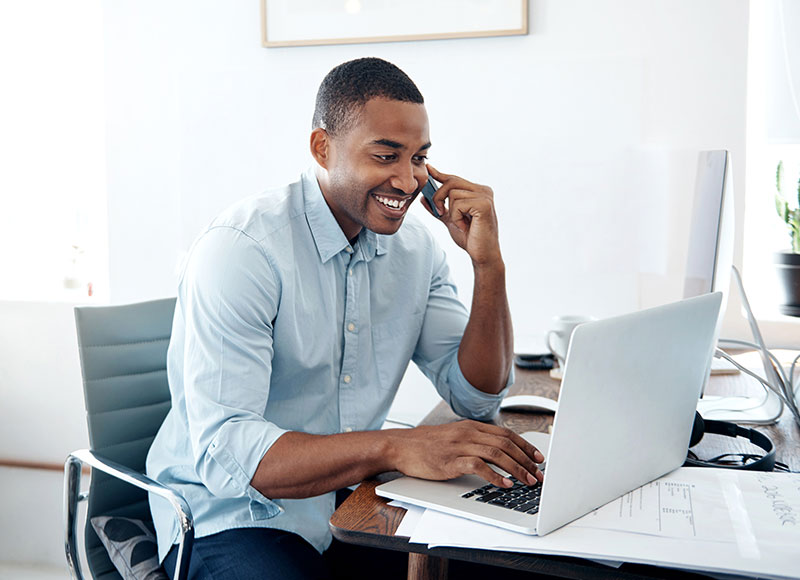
[406,468,800,580]
[570,475,736,542]
[388,500,425,538]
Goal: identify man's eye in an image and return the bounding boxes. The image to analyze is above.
[375,154,396,162]
[413,155,428,164]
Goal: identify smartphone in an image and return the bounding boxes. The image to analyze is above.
[420,176,441,218]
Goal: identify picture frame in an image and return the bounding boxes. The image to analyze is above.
[261,0,528,48]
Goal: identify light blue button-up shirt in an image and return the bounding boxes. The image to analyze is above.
[146,169,511,560]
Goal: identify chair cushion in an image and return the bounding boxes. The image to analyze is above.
[90,516,168,580]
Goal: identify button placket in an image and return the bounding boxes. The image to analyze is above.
[339,248,361,433]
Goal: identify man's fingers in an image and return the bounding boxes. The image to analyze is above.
[469,423,546,482]
[510,433,546,466]
[476,423,545,463]
[456,456,512,489]
[445,186,494,204]
[477,433,542,484]
[419,195,438,217]
[426,167,485,202]
[462,443,539,488]
[426,163,452,183]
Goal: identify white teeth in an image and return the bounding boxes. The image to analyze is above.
[375,195,407,209]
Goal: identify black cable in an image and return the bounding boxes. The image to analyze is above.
[687,450,792,472]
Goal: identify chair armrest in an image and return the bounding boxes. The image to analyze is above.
[72,448,193,532]
[64,449,194,580]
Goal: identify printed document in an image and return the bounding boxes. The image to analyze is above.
[394,468,800,580]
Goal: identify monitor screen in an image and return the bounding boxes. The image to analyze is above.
[683,150,734,300]
[685,152,785,421]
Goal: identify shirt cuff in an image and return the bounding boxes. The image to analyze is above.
[447,359,514,420]
[206,421,288,518]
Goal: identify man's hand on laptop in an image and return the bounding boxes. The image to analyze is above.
[389,420,545,488]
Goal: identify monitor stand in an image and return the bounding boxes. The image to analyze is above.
[697,266,784,425]
[697,393,783,423]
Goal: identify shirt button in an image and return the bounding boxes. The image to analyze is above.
[343,375,352,383]
[346,246,353,254]
[344,427,353,433]
[347,322,356,332]
[348,268,353,276]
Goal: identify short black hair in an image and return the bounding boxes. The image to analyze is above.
[312,57,424,136]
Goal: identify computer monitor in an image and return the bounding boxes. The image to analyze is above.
[683,150,734,302]
[684,150,783,423]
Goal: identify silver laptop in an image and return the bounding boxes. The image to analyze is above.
[377,292,722,536]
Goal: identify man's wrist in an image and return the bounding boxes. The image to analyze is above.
[472,257,506,278]
[378,428,412,474]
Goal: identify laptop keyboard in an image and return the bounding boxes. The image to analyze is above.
[460,476,542,515]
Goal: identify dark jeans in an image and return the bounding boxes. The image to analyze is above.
[163,526,332,580]
[163,489,407,580]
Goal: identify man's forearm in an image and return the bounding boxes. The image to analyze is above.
[457,260,514,394]
[251,419,544,500]
[251,430,395,499]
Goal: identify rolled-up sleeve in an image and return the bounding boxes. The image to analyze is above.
[446,357,513,420]
[179,226,286,514]
[412,242,512,421]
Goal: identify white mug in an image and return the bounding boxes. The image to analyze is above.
[546,315,596,368]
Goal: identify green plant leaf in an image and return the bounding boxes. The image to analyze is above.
[776,194,788,222]
[797,174,800,208]
[773,161,800,252]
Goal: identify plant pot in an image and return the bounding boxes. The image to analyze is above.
[774,251,800,316]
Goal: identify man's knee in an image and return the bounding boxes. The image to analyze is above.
[164,527,329,580]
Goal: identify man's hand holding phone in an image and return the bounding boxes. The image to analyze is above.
[420,176,442,218]
[421,164,502,268]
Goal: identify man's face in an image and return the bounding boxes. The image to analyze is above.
[318,98,431,240]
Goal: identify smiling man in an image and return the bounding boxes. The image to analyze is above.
[147,57,543,580]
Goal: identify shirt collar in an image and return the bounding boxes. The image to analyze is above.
[302,168,387,263]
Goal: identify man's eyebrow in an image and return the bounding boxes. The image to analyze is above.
[370,138,432,151]
[370,139,404,149]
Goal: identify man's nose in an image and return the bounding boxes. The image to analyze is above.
[390,164,419,195]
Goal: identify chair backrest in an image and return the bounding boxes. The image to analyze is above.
[74,298,176,579]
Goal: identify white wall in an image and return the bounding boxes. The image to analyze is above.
[0,468,76,569]
[99,0,751,427]
[0,302,88,569]
[0,302,88,462]
[103,0,749,347]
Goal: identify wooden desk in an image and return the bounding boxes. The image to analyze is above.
[330,367,800,580]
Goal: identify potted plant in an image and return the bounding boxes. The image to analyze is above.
[773,160,800,316]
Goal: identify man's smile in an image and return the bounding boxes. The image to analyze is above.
[370,192,414,218]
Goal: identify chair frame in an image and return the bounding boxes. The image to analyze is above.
[63,297,194,580]
[64,448,194,580]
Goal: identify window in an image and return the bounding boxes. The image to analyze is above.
[743,0,800,322]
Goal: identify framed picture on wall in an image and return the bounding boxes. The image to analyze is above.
[261,0,528,48]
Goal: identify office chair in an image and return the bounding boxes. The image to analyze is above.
[64,298,193,580]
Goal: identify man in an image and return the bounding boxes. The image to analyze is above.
[147,57,544,579]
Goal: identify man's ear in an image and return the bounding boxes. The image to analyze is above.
[310,128,330,169]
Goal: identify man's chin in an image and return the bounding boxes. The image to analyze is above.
[367,218,404,236]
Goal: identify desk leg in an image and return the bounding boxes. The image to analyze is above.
[407,553,448,580]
